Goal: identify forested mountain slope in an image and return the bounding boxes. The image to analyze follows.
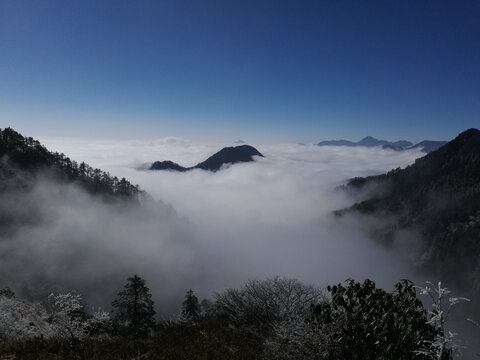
[338,128,480,290]
[0,127,143,200]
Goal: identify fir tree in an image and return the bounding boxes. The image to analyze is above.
[181,289,200,322]
[112,274,155,338]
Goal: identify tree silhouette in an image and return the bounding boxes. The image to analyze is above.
[112,274,155,338]
[181,289,200,322]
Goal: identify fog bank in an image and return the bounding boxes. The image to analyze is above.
[4,137,426,314]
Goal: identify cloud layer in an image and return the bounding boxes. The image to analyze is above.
[5,137,426,315]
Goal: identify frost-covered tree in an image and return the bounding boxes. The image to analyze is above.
[111,274,155,338]
[212,278,325,358]
[0,289,110,342]
[266,313,337,360]
[214,277,324,328]
[0,290,54,340]
[47,292,88,341]
[415,281,470,359]
[84,308,112,338]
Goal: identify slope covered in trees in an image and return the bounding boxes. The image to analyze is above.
[0,128,176,304]
[0,127,144,200]
[337,128,480,290]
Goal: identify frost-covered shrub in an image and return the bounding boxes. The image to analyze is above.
[48,292,112,340]
[0,291,54,340]
[214,277,324,327]
[415,281,470,359]
[214,278,326,358]
[0,289,111,342]
[266,314,337,360]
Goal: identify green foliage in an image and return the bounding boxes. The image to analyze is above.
[310,279,437,360]
[111,274,155,338]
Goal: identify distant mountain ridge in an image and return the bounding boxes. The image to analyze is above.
[150,145,264,172]
[408,140,449,153]
[318,136,447,153]
[336,128,480,291]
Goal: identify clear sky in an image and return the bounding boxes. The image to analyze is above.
[1,0,479,143]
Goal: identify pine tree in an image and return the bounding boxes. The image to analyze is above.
[181,289,200,322]
[112,274,155,338]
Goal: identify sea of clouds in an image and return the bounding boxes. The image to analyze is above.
[8,136,423,315]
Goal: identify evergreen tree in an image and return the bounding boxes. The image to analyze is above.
[181,289,200,322]
[112,274,155,338]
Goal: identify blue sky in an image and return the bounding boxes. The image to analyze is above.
[1,0,479,142]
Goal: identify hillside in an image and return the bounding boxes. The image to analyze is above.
[337,128,480,289]
[0,127,143,200]
[149,144,264,172]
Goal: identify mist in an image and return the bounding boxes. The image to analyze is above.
[2,137,428,316]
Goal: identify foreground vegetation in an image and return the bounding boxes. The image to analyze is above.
[0,276,472,360]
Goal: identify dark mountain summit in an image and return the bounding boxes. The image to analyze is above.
[194,145,263,171]
[356,136,393,147]
[337,128,480,290]
[149,145,264,172]
[318,135,446,153]
[150,160,187,172]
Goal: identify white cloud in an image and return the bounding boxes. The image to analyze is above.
[5,137,427,313]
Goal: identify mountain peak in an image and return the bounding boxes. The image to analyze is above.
[149,145,264,172]
[357,136,389,147]
[318,135,443,153]
[418,127,479,160]
[150,160,186,172]
[454,128,480,142]
[194,145,264,171]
